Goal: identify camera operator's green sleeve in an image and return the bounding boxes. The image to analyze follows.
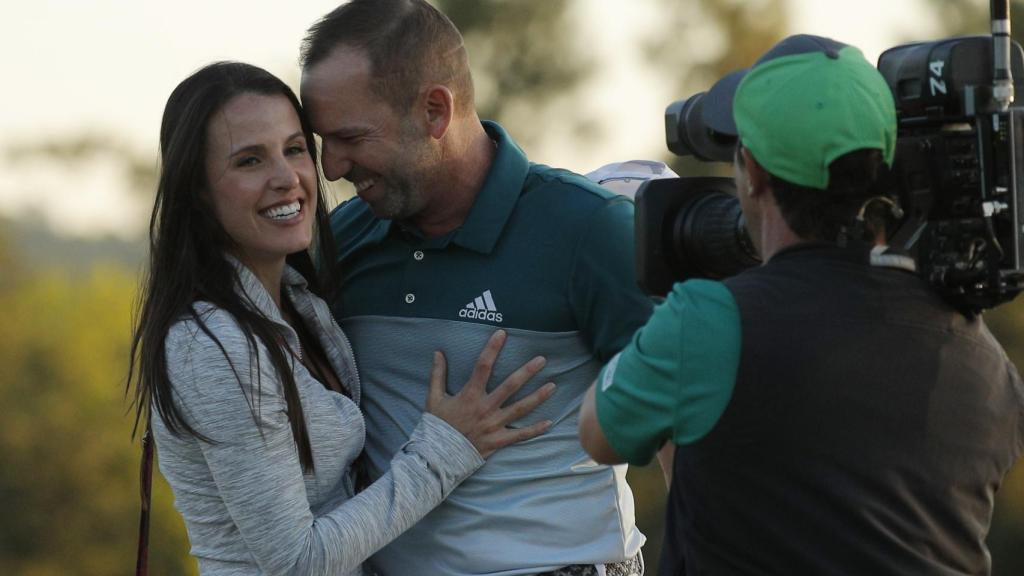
[594,279,741,465]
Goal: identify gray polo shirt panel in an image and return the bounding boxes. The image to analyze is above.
[329,121,654,575]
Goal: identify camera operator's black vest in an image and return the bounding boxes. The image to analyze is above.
[660,243,1023,576]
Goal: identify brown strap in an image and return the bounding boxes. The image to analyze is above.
[136,424,154,576]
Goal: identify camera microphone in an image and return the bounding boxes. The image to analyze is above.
[992,0,1014,111]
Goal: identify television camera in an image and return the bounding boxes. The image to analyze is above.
[637,0,1024,315]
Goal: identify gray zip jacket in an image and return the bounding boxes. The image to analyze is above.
[152,259,484,575]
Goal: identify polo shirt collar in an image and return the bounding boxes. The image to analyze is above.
[449,121,529,254]
[373,121,529,252]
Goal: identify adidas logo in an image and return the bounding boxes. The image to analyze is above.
[458,289,503,323]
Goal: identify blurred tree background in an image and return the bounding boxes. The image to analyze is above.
[1,0,1022,574]
[0,234,192,575]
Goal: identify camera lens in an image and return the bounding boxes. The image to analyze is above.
[673,191,760,279]
[665,94,737,162]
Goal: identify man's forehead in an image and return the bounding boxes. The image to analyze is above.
[302,45,373,91]
[301,50,371,119]
[301,56,396,135]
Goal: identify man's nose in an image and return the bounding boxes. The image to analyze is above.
[321,140,352,182]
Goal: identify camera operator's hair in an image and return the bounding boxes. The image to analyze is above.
[300,0,474,115]
[743,148,888,243]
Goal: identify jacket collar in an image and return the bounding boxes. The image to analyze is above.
[223,254,307,344]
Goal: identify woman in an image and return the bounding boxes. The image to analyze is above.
[126,61,555,575]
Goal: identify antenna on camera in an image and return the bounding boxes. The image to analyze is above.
[992,0,1014,110]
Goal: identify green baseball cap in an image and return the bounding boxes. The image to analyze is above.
[706,34,897,190]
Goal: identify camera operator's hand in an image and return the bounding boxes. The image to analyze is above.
[427,330,556,458]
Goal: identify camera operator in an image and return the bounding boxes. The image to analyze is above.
[579,34,1024,575]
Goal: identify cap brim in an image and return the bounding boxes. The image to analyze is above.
[702,69,748,136]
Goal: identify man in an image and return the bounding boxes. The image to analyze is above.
[299,1,652,574]
[580,34,1024,575]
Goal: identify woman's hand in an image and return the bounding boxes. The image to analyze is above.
[426,330,556,458]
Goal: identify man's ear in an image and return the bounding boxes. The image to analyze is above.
[422,84,454,140]
[740,146,771,199]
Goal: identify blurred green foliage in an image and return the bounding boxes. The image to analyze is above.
[979,300,1024,576]
[646,0,790,177]
[0,241,194,575]
[437,0,598,149]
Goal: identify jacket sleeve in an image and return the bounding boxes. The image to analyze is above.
[166,310,484,576]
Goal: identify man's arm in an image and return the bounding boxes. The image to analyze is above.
[656,443,675,487]
[580,280,742,468]
[579,383,625,464]
[580,383,675,488]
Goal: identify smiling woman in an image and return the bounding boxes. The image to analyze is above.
[124,61,556,575]
[203,92,319,296]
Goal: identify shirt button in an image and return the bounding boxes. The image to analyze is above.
[413,250,425,261]
[405,293,416,304]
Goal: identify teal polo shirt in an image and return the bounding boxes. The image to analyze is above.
[332,122,647,360]
[329,121,654,576]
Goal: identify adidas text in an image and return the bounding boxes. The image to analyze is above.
[459,308,503,322]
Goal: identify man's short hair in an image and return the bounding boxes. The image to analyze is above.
[737,145,888,241]
[743,147,889,242]
[301,0,474,115]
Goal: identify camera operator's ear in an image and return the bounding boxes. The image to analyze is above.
[422,84,454,140]
[740,147,771,199]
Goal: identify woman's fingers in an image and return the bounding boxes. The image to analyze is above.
[506,418,554,443]
[465,330,507,395]
[427,331,560,458]
[486,355,546,408]
[480,417,554,455]
[494,381,556,427]
[426,351,448,410]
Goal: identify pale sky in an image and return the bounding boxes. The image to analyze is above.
[0,0,942,239]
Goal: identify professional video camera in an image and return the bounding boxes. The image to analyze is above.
[637,0,1024,314]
